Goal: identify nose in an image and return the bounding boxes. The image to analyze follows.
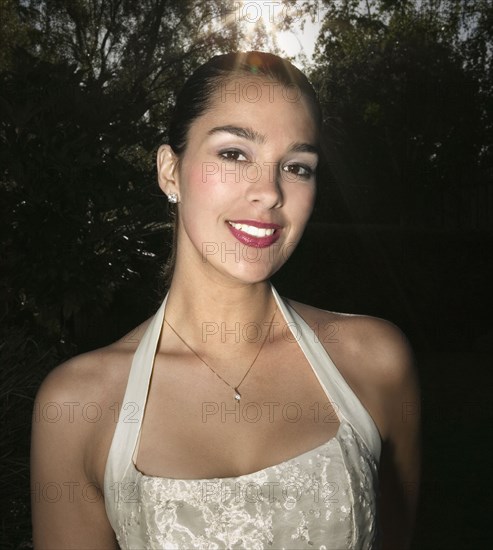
[245,161,283,209]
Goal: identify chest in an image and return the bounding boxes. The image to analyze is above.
[134,339,342,479]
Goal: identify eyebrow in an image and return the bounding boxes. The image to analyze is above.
[208,125,266,144]
[207,125,318,156]
[288,142,319,156]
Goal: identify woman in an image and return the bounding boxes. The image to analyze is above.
[31,51,420,549]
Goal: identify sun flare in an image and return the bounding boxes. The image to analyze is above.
[233,0,282,49]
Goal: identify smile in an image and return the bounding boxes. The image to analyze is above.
[226,220,281,248]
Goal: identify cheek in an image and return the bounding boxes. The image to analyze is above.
[185,162,234,202]
[187,163,211,198]
[289,185,316,224]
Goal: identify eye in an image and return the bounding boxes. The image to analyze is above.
[282,164,314,179]
[219,149,248,162]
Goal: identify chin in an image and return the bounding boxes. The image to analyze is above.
[225,261,284,285]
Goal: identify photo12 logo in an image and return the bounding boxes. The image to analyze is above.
[201,240,297,264]
[220,2,320,26]
[201,160,306,184]
[217,79,303,104]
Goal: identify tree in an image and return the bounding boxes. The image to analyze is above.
[0,0,244,345]
[311,0,489,227]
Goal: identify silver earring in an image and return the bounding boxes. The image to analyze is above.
[168,193,178,204]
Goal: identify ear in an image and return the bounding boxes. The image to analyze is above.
[157,144,180,198]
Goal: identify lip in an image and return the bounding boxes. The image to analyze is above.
[226,220,282,248]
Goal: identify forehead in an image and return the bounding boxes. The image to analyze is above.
[191,75,318,144]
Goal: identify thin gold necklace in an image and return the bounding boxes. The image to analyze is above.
[164,307,278,401]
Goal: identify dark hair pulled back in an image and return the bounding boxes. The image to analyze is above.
[168,51,322,156]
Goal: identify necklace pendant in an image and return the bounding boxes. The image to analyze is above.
[234,388,241,401]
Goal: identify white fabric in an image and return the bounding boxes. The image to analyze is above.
[104,284,382,549]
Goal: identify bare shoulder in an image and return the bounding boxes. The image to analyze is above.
[285,298,419,440]
[285,296,415,364]
[32,315,153,486]
[36,315,151,404]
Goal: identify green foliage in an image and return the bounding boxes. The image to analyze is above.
[312,0,490,226]
[0,0,30,69]
[1,50,161,339]
[0,0,243,344]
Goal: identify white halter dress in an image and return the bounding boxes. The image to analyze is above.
[104,284,382,549]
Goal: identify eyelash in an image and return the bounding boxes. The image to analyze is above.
[282,164,314,179]
[218,149,248,162]
[218,150,315,180]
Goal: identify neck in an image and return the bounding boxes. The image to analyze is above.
[160,264,277,357]
[158,229,284,354]
[166,277,275,324]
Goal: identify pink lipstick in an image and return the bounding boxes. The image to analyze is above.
[226,220,281,248]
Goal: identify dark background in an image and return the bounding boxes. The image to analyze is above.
[1,0,492,548]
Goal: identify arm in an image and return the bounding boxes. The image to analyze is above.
[31,360,118,549]
[372,322,421,549]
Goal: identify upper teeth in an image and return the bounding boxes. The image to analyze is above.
[228,222,276,238]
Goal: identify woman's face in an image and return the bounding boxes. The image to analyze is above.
[163,75,319,285]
